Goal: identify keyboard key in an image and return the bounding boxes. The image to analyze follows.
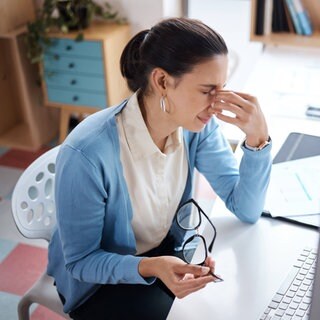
[287,291,296,298]
[275,309,285,317]
[306,258,314,265]
[299,303,309,311]
[296,274,304,281]
[300,269,308,276]
[293,279,302,286]
[279,302,289,310]
[295,309,305,317]
[294,261,304,268]
[283,296,292,304]
[272,294,283,303]
[286,308,295,316]
[269,301,279,309]
[296,290,305,298]
[303,279,312,286]
[293,296,302,304]
[302,296,311,304]
[306,290,313,298]
[278,267,299,295]
[289,302,299,310]
[260,313,267,320]
[305,274,314,280]
[301,250,311,257]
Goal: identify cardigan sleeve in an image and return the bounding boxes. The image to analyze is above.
[194,119,272,223]
[55,145,154,285]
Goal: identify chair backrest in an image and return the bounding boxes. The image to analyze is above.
[11,146,60,242]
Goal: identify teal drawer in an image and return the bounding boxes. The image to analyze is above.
[47,88,107,108]
[46,38,102,58]
[44,54,104,76]
[45,72,105,93]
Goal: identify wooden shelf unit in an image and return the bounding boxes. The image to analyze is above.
[41,22,131,143]
[0,28,59,151]
[250,0,320,47]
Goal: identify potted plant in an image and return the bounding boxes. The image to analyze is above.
[25,0,126,64]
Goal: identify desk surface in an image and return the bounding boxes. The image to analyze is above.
[168,199,319,320]
[168,47,320,319]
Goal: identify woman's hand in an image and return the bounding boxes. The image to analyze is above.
[139,256,215,298]
[211,90,269,148]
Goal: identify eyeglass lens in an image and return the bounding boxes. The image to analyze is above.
[183,235,207,265]
[176,202,200,230]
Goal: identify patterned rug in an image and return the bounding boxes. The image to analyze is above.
[0,146,64,320]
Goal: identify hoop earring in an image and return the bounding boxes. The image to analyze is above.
[160,96,166,113]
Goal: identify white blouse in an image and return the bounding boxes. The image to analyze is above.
[116,93,188,254]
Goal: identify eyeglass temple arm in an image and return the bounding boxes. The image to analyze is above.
[199,208,217,253]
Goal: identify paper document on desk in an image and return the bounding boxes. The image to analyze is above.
[265,155,320,217]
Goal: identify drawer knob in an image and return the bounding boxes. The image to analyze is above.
[66,45,73,51]
[53,54,60,60]
[70,79,77,85]
[68,63,75,69]
[73,96,79,101]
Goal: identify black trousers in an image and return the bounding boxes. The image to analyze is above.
[67,235,183,320]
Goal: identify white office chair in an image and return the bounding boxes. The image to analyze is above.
[11,145,70,320]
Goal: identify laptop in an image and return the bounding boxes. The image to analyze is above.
[259,232,320,319]
[266,132,320,228]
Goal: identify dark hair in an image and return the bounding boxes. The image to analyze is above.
[120,17,228,93]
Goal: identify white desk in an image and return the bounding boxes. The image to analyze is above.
[168,199,319,320]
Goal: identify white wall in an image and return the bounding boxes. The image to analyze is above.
[188,0,263,91]
[99,0,183,35]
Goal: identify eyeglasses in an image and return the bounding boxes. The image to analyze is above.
[175,198,223,282]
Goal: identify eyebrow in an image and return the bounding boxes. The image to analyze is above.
[199,83,227,89]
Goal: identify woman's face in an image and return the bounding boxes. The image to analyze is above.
[166,55,228,132]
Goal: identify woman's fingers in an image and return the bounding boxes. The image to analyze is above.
[174,275,214,299]
[176,276,213,298]
[204,256,216,271]
[211,90,268,143]
[174,263,210,277]
[152,256,218,299]
[214,91,252,110]
[212,100,246,120]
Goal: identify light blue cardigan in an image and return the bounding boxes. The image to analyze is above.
[47,100,272,313]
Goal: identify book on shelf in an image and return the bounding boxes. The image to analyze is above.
[284,0,304,34]
[283,0,295,33]
[272,0,290,33]
[292,0,313,35]
[255,0,265,35]
[263,0,273,35]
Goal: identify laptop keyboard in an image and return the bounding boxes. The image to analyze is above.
[260,247,317,320]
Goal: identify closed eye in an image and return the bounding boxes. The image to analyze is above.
[202,88,216,95]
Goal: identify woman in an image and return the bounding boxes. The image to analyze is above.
[47,17,272,320]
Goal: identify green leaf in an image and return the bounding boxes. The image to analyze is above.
[75,33,84,41]
[61,25,69,33]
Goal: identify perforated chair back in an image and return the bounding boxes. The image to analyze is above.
[11,146,60,242]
